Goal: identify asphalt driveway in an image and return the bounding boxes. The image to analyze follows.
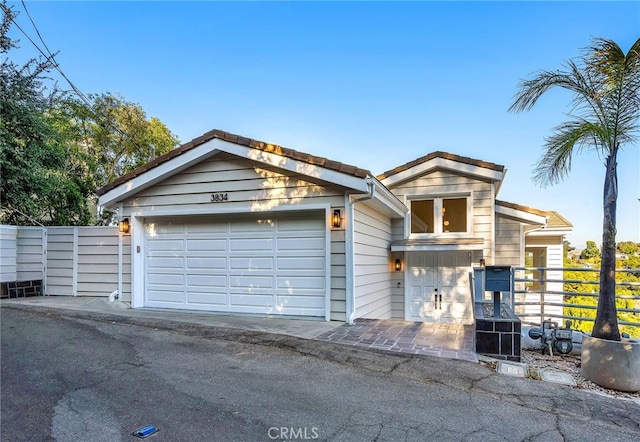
[2,307,639,441]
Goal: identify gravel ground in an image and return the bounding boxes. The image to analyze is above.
[520,350,640,403]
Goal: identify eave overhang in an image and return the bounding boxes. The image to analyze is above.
[495,204,547,226]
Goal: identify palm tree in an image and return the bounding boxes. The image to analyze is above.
[509,37,640,341]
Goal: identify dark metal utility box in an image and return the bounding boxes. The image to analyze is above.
[485,266,511,292]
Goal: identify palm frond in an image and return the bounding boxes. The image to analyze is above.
[532,120,604,186]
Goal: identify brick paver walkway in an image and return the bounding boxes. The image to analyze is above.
[315,319,477,362]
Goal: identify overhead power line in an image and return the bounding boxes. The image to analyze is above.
[5,1,146,151]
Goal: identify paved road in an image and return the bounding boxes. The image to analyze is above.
[1,307,639,442]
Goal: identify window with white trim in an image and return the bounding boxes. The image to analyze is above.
[410,196,470,235]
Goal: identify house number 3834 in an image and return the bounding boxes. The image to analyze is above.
[210,193,229,202]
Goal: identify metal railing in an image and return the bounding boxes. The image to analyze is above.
[511,266,640,334]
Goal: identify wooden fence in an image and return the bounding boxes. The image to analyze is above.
[0,225,131,301]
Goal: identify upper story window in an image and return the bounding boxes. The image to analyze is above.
[410,196,469,235]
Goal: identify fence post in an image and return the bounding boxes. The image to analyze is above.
[72,227,78,296]
[539,267,546,325]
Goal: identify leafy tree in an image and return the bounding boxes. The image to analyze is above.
[580,240,601,260]
[1,3,179,225]
[617,241,639,255]
[563,240,575,257]
[510,37,640,341]
[66,93,179,190]
[0,3,92,225]
[59,93,180,224]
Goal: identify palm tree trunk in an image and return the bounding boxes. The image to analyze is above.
[592,147,621,341]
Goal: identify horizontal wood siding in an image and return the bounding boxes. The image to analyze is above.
[389,170,493,257]
[0,226,17,282]
[77,227,131,298]
[390,218,405,319]
[353,203,393,319]
[495,216,522,266]
[2,226,131,300]
[124,156,345,215]
[330,229,346,321]
[46,227,75,295]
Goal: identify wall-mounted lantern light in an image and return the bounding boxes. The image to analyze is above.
[119,218,130,234]
[331,209,342,228]
[395,258,402,272]
[480,258,485,267]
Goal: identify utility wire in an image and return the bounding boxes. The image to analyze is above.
[6,1,146,151]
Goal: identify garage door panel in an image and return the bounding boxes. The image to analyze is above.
[186,223,227,234]
[230,294,273,307]
[231,220,275,233]
[277,256,324,270]
[145,213,326,317]
[277,295,325,310]
[229,237,273,252]
[230,275,274,288]
[147,290,184,303]
[147,256,184,268]
[186,292,227,305]
[147,239,184,252]
[186,257,227,269]
[277,236,324,251]
[229,257,274,270]
[148,273,184,285]
[187,239,227,251]
[278,276,325,289]
[187,274,227,287]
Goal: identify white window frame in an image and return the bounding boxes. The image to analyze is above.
[406,193,472,238]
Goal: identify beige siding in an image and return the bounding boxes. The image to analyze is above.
[0,226,17,282]
[330,229,347,321]
[353,203,393,319]
[495,216,523,266]
[125,155,346,214]
[390,219,405,319]
[388,170,493,258]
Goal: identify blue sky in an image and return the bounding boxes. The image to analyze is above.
[6,1,640,249]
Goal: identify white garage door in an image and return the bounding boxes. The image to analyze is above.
[144,212,327,317]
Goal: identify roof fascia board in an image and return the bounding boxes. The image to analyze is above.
[496,205,547,225]
[381,157,505,187]
[371,179,408,217]
[99,144,221,208]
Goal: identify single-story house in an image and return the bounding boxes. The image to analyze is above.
[97,129,572,324]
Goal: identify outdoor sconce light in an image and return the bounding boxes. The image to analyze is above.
[118,218,130,234]
[331,209,342,228]
[395,258,402,272]
[480,258,485,267]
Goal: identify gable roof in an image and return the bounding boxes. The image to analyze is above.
[96,129,371,197]
[495,200,573,231]
[546,211,573,229]
[377,151,506,188]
